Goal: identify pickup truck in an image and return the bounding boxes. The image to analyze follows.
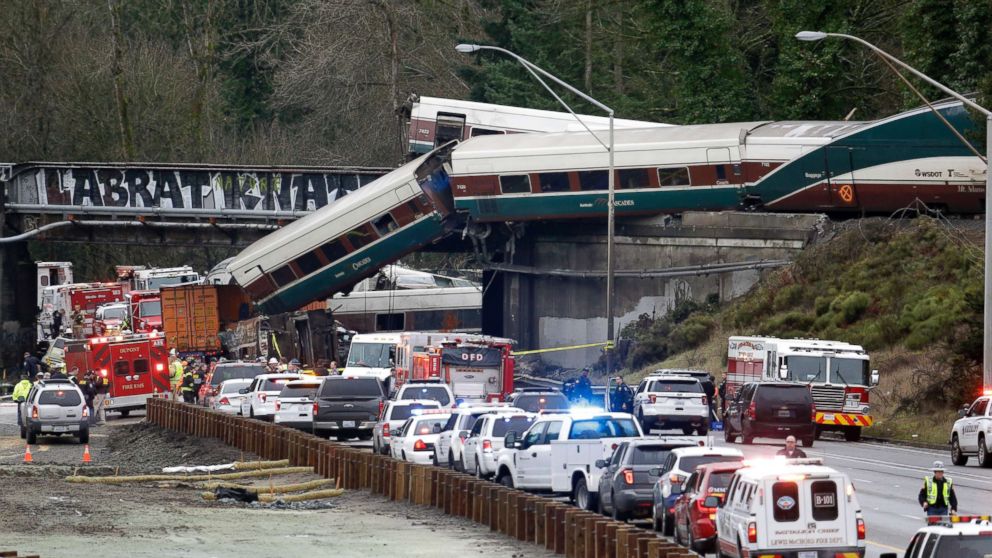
[312,376,388,441]
[494,412,643,511]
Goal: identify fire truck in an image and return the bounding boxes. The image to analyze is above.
[38,282,127,340]
[62,331,173,416]
[127,290,162,333]
[725,336,879,441]
[402,335,515,403]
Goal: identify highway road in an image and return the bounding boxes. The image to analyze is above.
[690,434,992,558]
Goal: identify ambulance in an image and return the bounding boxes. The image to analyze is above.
[63,331,172,416]
[715,458,866,558]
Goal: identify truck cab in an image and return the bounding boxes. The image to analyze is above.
[128,290,162,333]
[343,332,402,382]
[494,411,643,510]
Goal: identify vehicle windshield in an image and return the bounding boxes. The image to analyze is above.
[399,386,451,406]
[410,418,448,436]
[220,381,251,394]
[829,358,870,386]
[389,403,439,421]
[755,385,812,405]
[39,389,82,406]
[98,306,127,320]
[512,393,570,412]
[146,275,198,290]
[139,300,162,317]
[784,356,827,383]
[568,417,640,439]
[279,385,319,399]
[346,342,394,368]
[262,378,296,391]
[212,366,265,385]
[679,455,744,472]
[631,445,686,465]
[708,471,736,491]
[935,536,992,554]
[492,416,536,437]
[647,380,702,393]
[319,378,383,397]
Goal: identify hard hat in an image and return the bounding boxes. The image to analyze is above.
[170,348,177,356]
[269,357,278,365]
[290,358,301,366]
[933,460,945,472]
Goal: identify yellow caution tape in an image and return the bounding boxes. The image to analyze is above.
[512,341,614,356]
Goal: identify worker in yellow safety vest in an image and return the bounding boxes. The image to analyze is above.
[918,461,957,517]
[169,353,185,397]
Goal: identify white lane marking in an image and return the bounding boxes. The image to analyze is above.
[900,514,922,521]
[818,453,992,486]
[855,478,874,484]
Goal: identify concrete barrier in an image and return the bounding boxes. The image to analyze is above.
[145,399,701,558]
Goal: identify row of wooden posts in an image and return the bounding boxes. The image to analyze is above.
[145,399,699,558]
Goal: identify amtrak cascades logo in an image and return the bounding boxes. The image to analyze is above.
[776,496,796,510]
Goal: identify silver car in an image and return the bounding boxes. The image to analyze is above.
[212,379,253,415]
[20,379,89,444]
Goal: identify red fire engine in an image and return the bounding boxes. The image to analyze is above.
[406,336,515,403]
[64,331,172,416]
[128,290,162,333]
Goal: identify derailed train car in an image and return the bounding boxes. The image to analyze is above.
[229,99,985,313]
[227,144,457,314]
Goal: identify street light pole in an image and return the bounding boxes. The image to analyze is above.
[797,31,992,394]
[455,44,617,377]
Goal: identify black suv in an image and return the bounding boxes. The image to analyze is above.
[723,382,815,447]
[596,438,696,521]
[312,376,387,441]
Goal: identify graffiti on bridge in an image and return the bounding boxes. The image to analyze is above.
[8,167,387,212]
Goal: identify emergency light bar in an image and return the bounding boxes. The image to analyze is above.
[926,514,992,525]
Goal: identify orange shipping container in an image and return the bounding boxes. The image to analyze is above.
[161,285,252,353]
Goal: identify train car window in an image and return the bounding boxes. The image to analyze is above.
[372,214,399,236]
[499,175,531,194]
[346,227,375,249]
[435,112,466,146]
[319,240,347,264]
[578,170,609,191]
[657,167,691,187]
[376,313,405,331]
[715,165,727,182]
[295,251,323,276]
[470,127,504,137]
[618,169,650,189]
[271,264,298,287]
[407,199,427,218]
[245,276,276,298]
[539,172,570,192]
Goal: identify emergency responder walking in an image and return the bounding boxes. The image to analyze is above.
[610,377,633,412]
[192,363,206,404]
[918,461,957,516]
[180,367,195,404]
[12,374,32,427]
[80,370,97,417]
[776,435,807,458]
[92,372,109,425]
[169,354,184,399]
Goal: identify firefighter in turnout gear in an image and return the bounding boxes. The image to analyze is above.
[180,368,196,404]
[918,461,958,516]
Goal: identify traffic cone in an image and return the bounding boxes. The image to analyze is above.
[23,444,33,463]
[82,444,92,463]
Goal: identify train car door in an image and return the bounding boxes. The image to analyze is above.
[824,146,859,211]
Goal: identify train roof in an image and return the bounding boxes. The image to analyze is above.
[412,96,673,130]
[226,150,437,283]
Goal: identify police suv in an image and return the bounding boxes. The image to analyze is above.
[881,515,992,558]
[949,394,992,468]
[714,458,866,558]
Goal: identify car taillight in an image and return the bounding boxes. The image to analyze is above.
[622,469,634,485]
[31,405,39,419]
[219,397,230,406]
[747,401,756,420]
[747,521,757,543]
[701,396,707,406]
[649,394,657,404]
[696,497,713,513]
[82,406,90,418]
[275,400,281,411]
[259,393,267,402]
[482,439,492,453]
[312,402,319,416]
[383,423,391,437]
[378,399,385,417]
[413,439,428,451]
[856,518,865,540]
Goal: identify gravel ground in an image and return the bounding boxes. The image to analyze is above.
[0,406,553,558]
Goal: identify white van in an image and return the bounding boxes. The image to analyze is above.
[343,332,403,381]
[714,458,866,558]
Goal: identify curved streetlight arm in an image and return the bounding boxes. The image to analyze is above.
[812,32,991,116]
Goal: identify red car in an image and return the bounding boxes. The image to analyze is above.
[672,461,744,554]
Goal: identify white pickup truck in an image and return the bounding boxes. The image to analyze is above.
[493,412,643,510]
